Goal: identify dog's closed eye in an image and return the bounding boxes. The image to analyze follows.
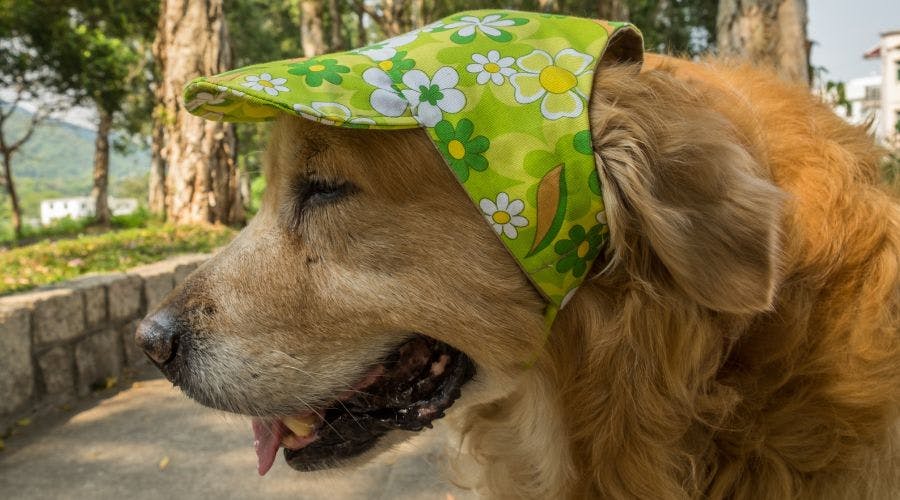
[287,176,358,231]
[295,177,357,208]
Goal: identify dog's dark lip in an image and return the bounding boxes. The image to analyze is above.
[282,334,475,472]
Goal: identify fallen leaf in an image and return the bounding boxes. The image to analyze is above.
[0,437,5,451]
[104,376,118,389]
[15,418,30,427]
[159,455,170,470]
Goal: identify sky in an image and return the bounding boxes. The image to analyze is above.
[808,0,899,82]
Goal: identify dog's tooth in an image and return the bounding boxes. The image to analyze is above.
[283,415,317,437]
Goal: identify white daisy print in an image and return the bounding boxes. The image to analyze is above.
[466,50,516,85]
[480,192,528,239]
[241,73,290,96]
[186,91,227,111]
[510,48,594,120]
[293,102,376,127]
[362,67,409,117]
[446,14,516,40]
[401,67,466,127]
[354,32,418,61]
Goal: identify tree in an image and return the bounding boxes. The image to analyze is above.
[0,91,57,238]
[68,1,158,225]
[301,0,326,57]
[328,0,345,51]
[717,0,809,84]
[75,25,138,224]
[353,1,369,46]
[154,0,243,225]
[0,0,80,238]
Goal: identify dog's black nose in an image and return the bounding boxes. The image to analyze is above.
[135,309,180,365]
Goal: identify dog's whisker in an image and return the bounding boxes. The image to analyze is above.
[278,364,375,398]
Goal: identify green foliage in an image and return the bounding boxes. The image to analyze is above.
[0,223,237,295]
[227,0,301,67]
[246,174,267,216]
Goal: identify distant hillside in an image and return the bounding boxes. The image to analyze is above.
[0,104,150,224]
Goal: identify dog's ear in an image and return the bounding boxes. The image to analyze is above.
[588,63,785,313]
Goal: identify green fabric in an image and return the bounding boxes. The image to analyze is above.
[184,10,642,310]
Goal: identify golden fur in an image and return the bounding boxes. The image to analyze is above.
[152,53,900,499]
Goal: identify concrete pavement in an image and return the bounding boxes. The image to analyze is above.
[0,366,476,500]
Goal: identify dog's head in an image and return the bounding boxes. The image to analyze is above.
[137,13,784,476]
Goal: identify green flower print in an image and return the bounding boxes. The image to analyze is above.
[573,130,593,155]
[573,130,603,197]
[287,58,350,87]
[435,119,489,182]
[377,50,415,82]
[554,224,605,278]
[445,13,529,44]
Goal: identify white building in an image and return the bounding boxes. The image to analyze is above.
[40,197,138,225]
[837,75,882,130]
[864,29,900,144]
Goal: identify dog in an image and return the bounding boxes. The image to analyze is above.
[137,17,900,499]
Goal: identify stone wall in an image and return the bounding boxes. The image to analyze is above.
[0,254,208,427]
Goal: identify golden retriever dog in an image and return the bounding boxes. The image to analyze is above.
[136,52,900,498]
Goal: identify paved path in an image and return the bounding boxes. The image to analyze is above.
[0,366,475,500]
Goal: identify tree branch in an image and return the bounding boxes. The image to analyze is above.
[6,102,52,154]
[353,0,384,25]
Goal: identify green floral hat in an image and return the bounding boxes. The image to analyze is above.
[184,10,643,319]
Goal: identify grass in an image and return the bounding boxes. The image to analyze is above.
[0,222,237,296]
[0,208,162,246]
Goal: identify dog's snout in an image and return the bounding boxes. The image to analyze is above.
[135,310,180,365]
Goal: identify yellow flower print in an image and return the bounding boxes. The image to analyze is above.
[510,48,594,120]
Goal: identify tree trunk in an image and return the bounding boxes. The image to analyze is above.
[355,3,367,47]
[597,0,630,19]
[91,107,112,225]
[148,118,166,216]
[717,0,810,85]
[153,0,243,225]
[1,151,22,238]
[301,0,326,57]
[538,0,559,12]
[328,0,344,51]
[381,0,407,36]
[411,0,426,28]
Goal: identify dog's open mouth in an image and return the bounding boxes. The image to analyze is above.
[251,335,475,475]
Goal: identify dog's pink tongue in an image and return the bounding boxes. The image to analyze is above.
[252,418,283,476]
